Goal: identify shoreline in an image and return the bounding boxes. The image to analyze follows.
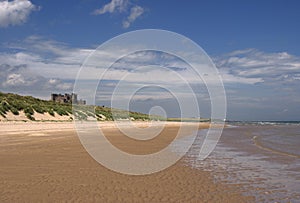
[202,124,300,202]
[0,121,253,202]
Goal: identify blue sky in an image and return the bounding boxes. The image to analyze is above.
[0,0,300,120]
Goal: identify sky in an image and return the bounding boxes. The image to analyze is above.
[0,0,300,121]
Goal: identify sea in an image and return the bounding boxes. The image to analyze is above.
[171,121,300,202]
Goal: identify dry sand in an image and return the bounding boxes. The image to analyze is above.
[0,121,254,202]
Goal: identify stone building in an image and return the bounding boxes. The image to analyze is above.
[51,93,86,105]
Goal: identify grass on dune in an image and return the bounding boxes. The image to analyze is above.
[0,92,164,121]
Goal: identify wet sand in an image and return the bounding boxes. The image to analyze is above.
[0,122,253,202]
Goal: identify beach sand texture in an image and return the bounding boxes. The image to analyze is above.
[0,122,253,202]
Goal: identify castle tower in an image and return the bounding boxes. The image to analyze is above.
[71,93,78,104]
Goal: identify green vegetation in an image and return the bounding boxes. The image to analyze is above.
[0,92,164,121]
[0,92,73,120]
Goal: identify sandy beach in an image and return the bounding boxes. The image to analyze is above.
[0,121,253,202]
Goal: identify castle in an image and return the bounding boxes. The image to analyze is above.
[51,93,86,105]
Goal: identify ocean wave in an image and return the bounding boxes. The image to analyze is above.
[226,121,300,126]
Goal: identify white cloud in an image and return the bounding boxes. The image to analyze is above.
[0,64,73,97]
[93,0,128,15]
[93,0,144,28]
[2,36,94,79]
[0,0,38,27]
[122,6,144,28]
[4,37,300,88]
[219,71,263,84]
[214,49,300,85]
[4,73,26,86]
